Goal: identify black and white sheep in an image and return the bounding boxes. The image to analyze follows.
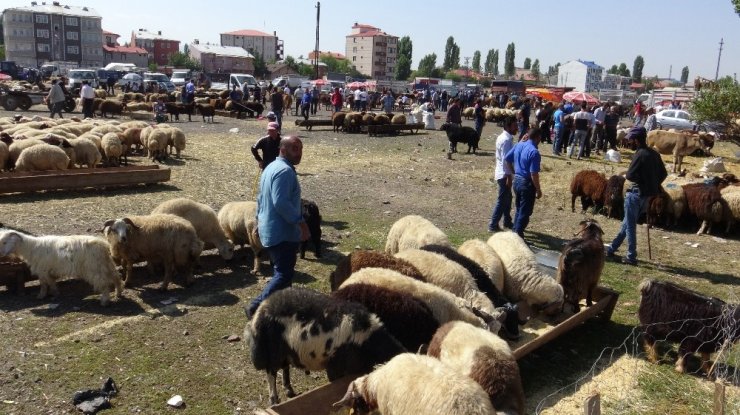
[458,239,505,294]
[440,122,479,154]
[329,249,426,291]
[557,220,605,313]
[384,215,450,254]
[0,229,122,306]
[427,321,525,415]
[333,353,496,415]
[244,286,406,404]
[300,198,322,259]
[638,279,739,376]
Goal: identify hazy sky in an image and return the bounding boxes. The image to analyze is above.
[47,0,740,80]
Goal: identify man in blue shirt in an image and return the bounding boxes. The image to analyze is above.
[552,103,565,156]
[504,128,543,237]
[185,79,195,104]
[247,136,310,317]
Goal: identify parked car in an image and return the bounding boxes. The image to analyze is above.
[67,69,98,91]
[158,81,176,93]
[655,109,697,132]
[170,70,190,87]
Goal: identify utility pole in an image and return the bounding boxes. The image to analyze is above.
[715,38,723,81]
[668,65,672,81]
[314,2,320,80]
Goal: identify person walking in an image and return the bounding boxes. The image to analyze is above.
[505,127,543,237]
[440,89,448,111]
[552,103,565,155]
[488,116,518,232]
[310,85,320,115]
[606,127,667,265]
[247,136,310,317]
[251,122,282,170]
[270,87,284,129]
[80,80,95,119]
[331,87,343,114]
[604,105,620,150]
[446,98,462,126]
[473,99,485,142]
[569,104,593,160]
[592,102,607,155]
[46,79,66,119]
[381,91,394,114]
[518,98,531,139]
[633,100,644,126]
[300,88,312,121]
[359,88,368,111]
[106,75,116,95]
[353,88,362,111]
[643,108,658,132]
[293,87,304,116]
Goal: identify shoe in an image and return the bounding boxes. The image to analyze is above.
[488,226,502,233]
[621,257,637,266]
[503,222,514,229]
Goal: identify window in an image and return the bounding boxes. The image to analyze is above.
[352,56,356,62]
[662,111,675,118]
[67,31,78,40]
[677,111,690,120]
[353,47,357,53]
[37,43,50,52]
[35,14,48,23]
[353,38,356,43]
[36,29,50,38]
[65,17,78,26]
[67,46,79,54]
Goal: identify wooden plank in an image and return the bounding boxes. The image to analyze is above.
[584,394,601,415]
[714,381,725,415]
[0,166,170,194]
[265,376,353,415]
[0,165,161,178]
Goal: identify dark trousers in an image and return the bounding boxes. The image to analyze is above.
[82,98,94,119]
[605,126,617,150]
[301,103,310,120]
[311,99,318,115]
[295,100,301,116]
[49,101,64,118]
[248,241,299,316]
[592,124,605,152]
[489,177,513,230]
[513,175,536,237]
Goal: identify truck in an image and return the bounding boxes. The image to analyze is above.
[597,89,637,107]
[271,75,309,90]
[170,70,191,87]
[638,87,697,108]
[0,61,21,80]
[39,61,78,79]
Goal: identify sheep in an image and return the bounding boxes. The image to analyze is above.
[458,239,505,294]
[151,198,234,260]
[15,145,69,172]
[440,122,479,154]
[118,120,150,130]
[391,114,406,125]
[242,102,264,118]
[0,230,122,306]
[462,106,475,119]
[196,103,215,123]
[660,183,687,227]
[682,182,724,235]
[98,100,126,118]
[343,112,365,133]
[8,138,44,167]
[427,321,525,415]
[244,286,406,405]
[299,199,322,260]
[332,112,347,132]
[342,267,503,333]
[720,186,740,232]
[89,124,123,137]
[216,201,266,273]
[329,250,426,291]
[374,114,390,125]
[0,141,8,171]
[161,127,186,158]
[557,220,605,313]
[147,129,169,162]
[119,127,142,154]
[384,214,450,254]
[333,353,496,415]
[68,138,101,168]
[101,132,125,166]
[102,215,203,291]
[487,231,564,315]
[638,279,739,376]
[570,169,608,213]
[602,175,626,219]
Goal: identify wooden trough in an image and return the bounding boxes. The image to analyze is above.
[0,258,33,294]
[0,165,171,194]
[365,123,425,137]
[256,247,619,415]
[295,119,334,131]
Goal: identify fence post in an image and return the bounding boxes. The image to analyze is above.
[714,381,725,415]
[584,393,601,415]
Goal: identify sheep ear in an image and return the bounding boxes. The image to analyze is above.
[122,217,140,230]
[332,381,359,409]
[102,219,115,228]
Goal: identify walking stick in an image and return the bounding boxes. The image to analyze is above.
[646,200,653,260]
[251,165,261,199]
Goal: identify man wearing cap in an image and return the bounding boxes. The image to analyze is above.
[251,122,282,170]
[606,126,667,265]
[247,136,310,317]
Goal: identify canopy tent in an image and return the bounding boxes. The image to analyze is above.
[525,88,562,103]
[347,81,367,89]
[562,91,600,105]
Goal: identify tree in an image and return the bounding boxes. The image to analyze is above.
[633,55,644,82]
[484,49,495,74]
[523,57,531,70]
[0,45,5,61]
[531,59,540,80]
[492,49,499,76]
[417,53,438,77]
[680,66,689,84]
[148,62,158,72]
[472,50,481,73]
[395,36,413,81]
[442,37,460,71]
[504,43,516,78]
[691,78,740,142]
[444,71,462,82]
[617,63,630,77]
[451,43,460,70]
[734,0,740,15]
[168,51,202,71]
[608,64,619,74]
[250,51,266,78]
[284,56,299,72]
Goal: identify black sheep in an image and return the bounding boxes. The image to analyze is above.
[300,198,322,259]
[196,103,215,123]
[243,102,264,118]
[440,122,479,154]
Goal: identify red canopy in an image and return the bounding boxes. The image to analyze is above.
[562,91,600,105]
[347,81,367,89]
[0,74,12,81]
[312,79,329,86]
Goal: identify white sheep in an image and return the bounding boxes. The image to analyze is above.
[103,214,204,291]
[8,138,44,166]
[166,127,186,158]
[147,129,169,161]
[69,138,102,168]
[0,141,8,171]
[15,145,70,172]
[334,353,496,415]
[487,231,564,315]
[151,198,234,260]
[458,239,505,293]
[0,230,123,306]
[118,120,150,130]
[216,201,265,272]
[101,132,124,166]
[384,215,451,254]
[720,186,740,232]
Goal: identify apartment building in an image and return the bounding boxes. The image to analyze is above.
[220,29,282,62]
[345,23,398,81]
[131,29,180,66]
[2,1,102,68]
[188,41,254,74]
[557,59,605,93]
[102,30,147,68]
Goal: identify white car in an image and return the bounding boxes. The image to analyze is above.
[655,109,696,132]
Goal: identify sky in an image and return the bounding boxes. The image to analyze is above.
[32,0,740,80]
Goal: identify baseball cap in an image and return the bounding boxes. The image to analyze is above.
[266,111,277,120]
[267,122,280,131]
[626,126,647,142]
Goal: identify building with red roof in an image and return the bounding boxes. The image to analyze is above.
[130,28,180,66]
[220,29,282,62]
[345,23,398,81]
[102,30,147,68]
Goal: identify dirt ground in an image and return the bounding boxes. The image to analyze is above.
[0,103,738,414]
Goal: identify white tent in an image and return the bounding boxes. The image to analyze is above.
[104,63,138,72]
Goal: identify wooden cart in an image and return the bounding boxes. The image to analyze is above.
[0,165,171,194]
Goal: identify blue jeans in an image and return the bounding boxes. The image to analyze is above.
[274,111,283,129]
[248,241,299,315]
[513,175,536,237]
[569,130,589,158]
[518,120,529,139]
[553,125,563,154]
[608,190,645,262]
[489,177,513,230]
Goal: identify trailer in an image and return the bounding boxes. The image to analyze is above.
[0,83,75,112]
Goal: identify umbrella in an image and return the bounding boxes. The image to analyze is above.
[562,91,599,105]
[526,88,560,103]
[312,79,329,86]
[347,81,367,89]
[0,73,12,81]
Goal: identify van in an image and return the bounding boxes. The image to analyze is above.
[171,70,190,87]
[229,73,258,92]
[272,75,309,90]
[67,69,98,90]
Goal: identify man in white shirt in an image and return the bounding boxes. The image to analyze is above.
[569,104,594,160]
[592,103,607,155]
[284,85,291,96]
[488,116,518,232]
[80,80,95,119]
[353,88,361,111]
[359,88,368,111]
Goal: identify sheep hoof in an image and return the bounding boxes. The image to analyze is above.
[285,389,296,398]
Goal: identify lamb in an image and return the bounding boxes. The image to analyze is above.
[682,182,724,235]
[329,250,426,291]
[570,169,608,213]
[557,220,605,313]
[0,141,9,171]
[602,175,626,219]
[0,230,122,306]
[244,286,406,404]
[300,198,322,259]
[102,215,203,291]
[216,201,265,273]
[487,231,564,315]
[98,100,126,118]
[151,198,234,260]
[333,353,496,415]
[458,239,505,293]
[391,114,406,125]
[146,129,169,162]
[427,321,525,415]
[121,127,143,154]
[101,132,125,166]
[384,214,450,254]
[14,144,69,172]
[8,138,44,167]
[661,183,687,227]
[196,104,215,123]
[462,106,475,120]
[68,138,101,168]
[638,279,739,376]
[163,127,186,158]
[332,112,347,132]
[440,122,479,154]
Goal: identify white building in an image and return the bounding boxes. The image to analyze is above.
[220,29,281,62]
[345,23,398,81]
[188,41,254,74]
[556,60,604,92]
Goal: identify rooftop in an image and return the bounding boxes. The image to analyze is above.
[103,30,119,37]
[190,43,254,59]
[308,51,346,60]
[222,29,274,37]
[133,29,179,42]
[347,29,394,38]
[103,45,147,54]
[577,59,603,69]
[5,2,100,17]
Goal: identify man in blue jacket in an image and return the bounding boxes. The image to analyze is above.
[505,128,543,237]
[248,136,309,317]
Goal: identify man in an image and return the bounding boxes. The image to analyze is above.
[251,122,282,170]
[270,87,284,129]
[80,80,95,119]
[552,103,565,155]
[247,136,310,317]
[606,127,667,265]
[518,98,531,139]
[300,87,312,121]
[505,128,543,237]
[473,99,485,142]
[446,98,462,126]
[185,79,196,104]
[569,104,593,160]
[293,86,304,116]
[359,88,368,111]
[381,91,394,114]
[592,102,607,155]
[604,105,620,150]
[47,79,66,119]
[106,75,116,95]
[353,88,362,111]
[331,87,343,114]
[643,108,658,132]
[242,81,250,103]
[633,100,644,126]
[440,89,448,111]
[488,116,518,232]
[310,85,320,115]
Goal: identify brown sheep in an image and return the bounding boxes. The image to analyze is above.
[570,170,608,213]
[682,182,723,235]
[329,250,426,291]
[557,220,605,313]
[99,100,126,118]
[332,112,347,132]
[603,175,626,219]
[196,104,215,123]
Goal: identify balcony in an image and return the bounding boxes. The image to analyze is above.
[374,61,386,67]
